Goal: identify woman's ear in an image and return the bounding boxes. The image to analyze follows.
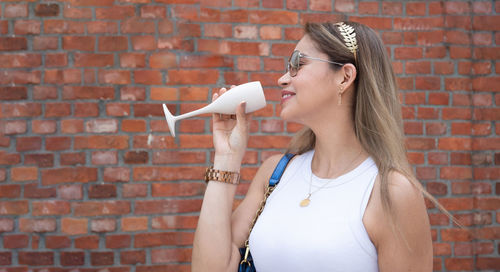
[340,63,357,90]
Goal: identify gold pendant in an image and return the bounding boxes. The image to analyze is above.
[300,194,311,207]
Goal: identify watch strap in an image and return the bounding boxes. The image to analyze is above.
[205,166,240,185]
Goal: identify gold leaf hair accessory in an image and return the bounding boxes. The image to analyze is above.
[335,22,358,61]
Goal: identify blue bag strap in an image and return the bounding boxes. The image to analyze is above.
[269,153,295,187]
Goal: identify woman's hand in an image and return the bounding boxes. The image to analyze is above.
[212,86,252,169]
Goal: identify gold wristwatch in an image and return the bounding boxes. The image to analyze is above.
[204,166,240,185]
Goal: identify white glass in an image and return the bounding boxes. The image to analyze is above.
[162,81,266,137]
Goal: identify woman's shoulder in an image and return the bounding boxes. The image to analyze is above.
[259,152,302,173]
[364,170,430,246]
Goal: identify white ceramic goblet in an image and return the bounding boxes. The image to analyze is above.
[162,81,266,137]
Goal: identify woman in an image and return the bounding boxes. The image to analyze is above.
[192,21,434,271]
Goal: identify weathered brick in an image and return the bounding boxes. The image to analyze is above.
[35,4,59,17]
[18,251,54,266]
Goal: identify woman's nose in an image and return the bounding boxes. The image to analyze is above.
[277,72,290,87]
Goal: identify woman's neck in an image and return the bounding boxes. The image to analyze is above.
[308,118,368,179]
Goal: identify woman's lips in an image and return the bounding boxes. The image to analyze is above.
[281,91,295,105]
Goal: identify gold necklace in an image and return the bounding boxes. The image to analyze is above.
[300,149,363,207]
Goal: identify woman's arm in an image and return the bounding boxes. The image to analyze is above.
[365,172,433,272]
[191,86,282,272]
[191,154,282,272]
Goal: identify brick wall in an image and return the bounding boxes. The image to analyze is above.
[0,0,498,271]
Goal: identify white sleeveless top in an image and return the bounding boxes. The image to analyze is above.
[249,149,379,272]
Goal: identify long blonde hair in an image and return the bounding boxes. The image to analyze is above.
[287,21,458,238]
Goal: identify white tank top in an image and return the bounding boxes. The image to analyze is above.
[249,149,379,272]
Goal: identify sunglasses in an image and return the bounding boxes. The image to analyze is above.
[287,50,344,77]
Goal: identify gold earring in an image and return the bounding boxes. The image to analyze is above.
[338,86,343,106]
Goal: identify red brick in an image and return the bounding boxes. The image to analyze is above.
[119,53,145,68]
[134,70,163,85]
[61,218,88,235]
[0,37,27,51]
[90,150,117,165]
[428,93,449,105]
[477,257,500,270]
[441,167,473,180]
[152,183,205,197]
[203,23,231,38]
[45,102,71,117]
[476,197,500,210]
[18,251,54,266]
[44,19,85,34]
[123,184,148,198]
[46,235,71,249]
[141,5,166,18]
[3,234,29,249]
[73,103,99,117]
[122,119,146,133]
[32,201,70,216]
[99,36,128,51]
[64,5,92,19]
[0,151,21,165]
[33,36,58,50]
[439,138,472,151]
[123,151,148,164]
[91,251,114,266]
[74,135,129,149]
[35,3,59,17]
[121,217,148,232]
[32,120,57,134]
[60,152,86,166]
[405,137,436,150]
[178,22,201,37]
[85,119,118,133]
[75,236,99,250]
[1,87,28,103]
[152,215,198,230]
[63,86,114,100]
[135,199,202,214]
[106,103,131,117]
[0,70,41,85]
[104,167,130,182]
[444,258,473,270]
[19,218,55,233]
[91,218,116,232]
[63,36,95,51]
[15,137,41,153]
[60,251,85,266]
[131,35,156,51]
[41,167,97,185]
[45,136,71,151]
[96,6,135,20]
[24,183,57,198]
[73,201,130,216]
[59,184,83,200]
[133,103,164,117]
[45,69,80,83]
[135,232,193,248]
[3,120,26,135]
[89,184,117,199]
[5,4,28,17]
[122,17,155,34]
[0,218,14,232]
[106,234,131,249]
[98,70,131,84]
[151,248,192,263]
[121,250,146,265]
[0,185,21,198]
[450,46,472,59]
[0,53,42,68]
[88,21,117,33]
[74,53,114,67]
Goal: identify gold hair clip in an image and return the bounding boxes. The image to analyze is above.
[335,22,358,61]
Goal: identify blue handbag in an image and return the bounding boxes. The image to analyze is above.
[238,153,295,272]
